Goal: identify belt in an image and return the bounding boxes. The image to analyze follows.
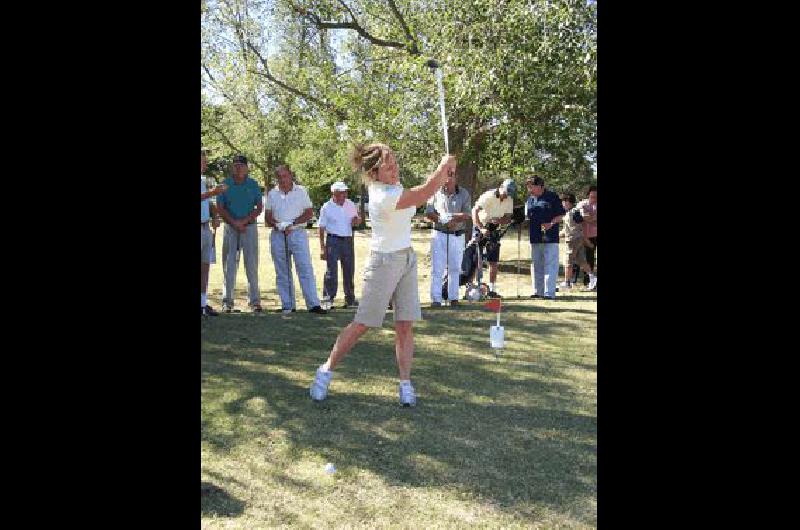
[327,234,352,239]
[435,228,464,236]
[226,221,254,226]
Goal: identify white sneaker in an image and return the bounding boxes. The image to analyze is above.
[588,277,597,290]
[399,381,416,407]
[559,281,572,289]
[310,367,333,401]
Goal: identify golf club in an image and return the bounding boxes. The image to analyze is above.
[426,58,449,154]
[445,226,450,302]
[516,221,521,299]
[226,229,243,312]
[283,229,296,312]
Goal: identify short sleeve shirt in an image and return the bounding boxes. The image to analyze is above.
[562,207,585,242]
[368,183,414,252]
[525,189,566,244]
[319,198,358,237]
[425,186,472,232]
[217,176,263,221]
[264,183,313,224]
[474,189,514,226]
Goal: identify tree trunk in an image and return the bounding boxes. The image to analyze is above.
[457,160,478,236]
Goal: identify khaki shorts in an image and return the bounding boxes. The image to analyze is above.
[566,239,588,268]
[201,224,212,264]
[354,248,422,327]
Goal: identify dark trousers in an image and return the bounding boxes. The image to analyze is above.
[323,234,356,303]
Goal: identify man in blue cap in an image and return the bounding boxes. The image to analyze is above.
[524,175,566,300]
[217,155,265,312]
[471,178,517,298]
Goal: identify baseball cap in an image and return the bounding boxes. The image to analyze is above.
[232,155,248,164]
[330,181,349,192]
[500,178,517,197]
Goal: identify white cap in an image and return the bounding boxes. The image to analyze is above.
[331,181,349,192]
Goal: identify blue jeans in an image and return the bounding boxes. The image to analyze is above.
[270,229,321,310]
[530,243,559,297]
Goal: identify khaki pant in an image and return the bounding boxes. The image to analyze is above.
[565,239,588,268]
[354,248,422,327]
[201,223,212,265]
[221,223,260,307]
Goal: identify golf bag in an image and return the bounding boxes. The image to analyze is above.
[442,221,519,300]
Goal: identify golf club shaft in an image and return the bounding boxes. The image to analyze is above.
[435,68,449,154]
[445,231,449,301]
[284,231,295,310]
[516,223,521,298]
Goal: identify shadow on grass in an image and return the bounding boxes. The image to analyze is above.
[201,481,246,517]
[201,309,596,524]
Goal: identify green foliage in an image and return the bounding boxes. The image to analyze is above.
[202,0,596,200]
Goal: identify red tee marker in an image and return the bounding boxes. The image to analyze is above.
[483,298,501,313]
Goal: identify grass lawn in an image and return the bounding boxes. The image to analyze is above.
[202,226,597,528]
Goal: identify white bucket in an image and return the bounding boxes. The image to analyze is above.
[490,325,505,349]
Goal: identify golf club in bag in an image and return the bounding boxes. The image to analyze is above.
[442,206,526,300]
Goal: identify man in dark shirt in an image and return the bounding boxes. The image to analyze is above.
[524,175,566,300]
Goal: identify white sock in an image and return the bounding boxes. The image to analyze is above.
[589,273,596,281]
[201,293,207,307]
[400,379,411,386]
[489,283,496,292]
[319,364,332,373]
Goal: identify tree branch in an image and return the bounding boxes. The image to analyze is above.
[290,1,417,54]
[334,52,407,78]
[244,41,347,121]
[202,63,255,122]
[207,122,267,176]
[386,0,419,55]
[336,0,359,24]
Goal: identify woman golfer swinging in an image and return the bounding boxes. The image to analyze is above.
[310,143,457,406]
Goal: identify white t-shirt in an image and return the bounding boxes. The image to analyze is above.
[319,198,358,237]
[474,189,514,225]
[368,183,414,252]
[264,184,313,224]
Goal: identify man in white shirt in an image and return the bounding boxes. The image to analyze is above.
[264,165,327,314]
[471,179,516,297]
[318,181,362,309]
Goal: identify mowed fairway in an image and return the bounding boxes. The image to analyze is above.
[202,227,597,528]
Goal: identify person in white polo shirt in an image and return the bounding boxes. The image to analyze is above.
[264,165,327,315]
[309,143,456,407]
[318,181,362,309]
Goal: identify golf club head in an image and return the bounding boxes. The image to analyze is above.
[425,58,439,69]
